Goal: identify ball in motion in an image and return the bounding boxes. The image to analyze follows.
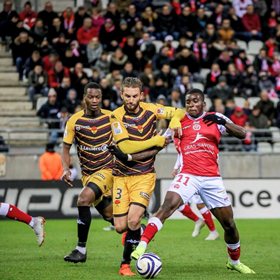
[136,253,162,279]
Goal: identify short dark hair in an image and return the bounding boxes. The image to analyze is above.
[83,82,101,96]
[121,77,142,92]
[185,88,205,101]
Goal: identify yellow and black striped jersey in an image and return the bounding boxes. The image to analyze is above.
[63,109,113,176]
[111,102,176,176]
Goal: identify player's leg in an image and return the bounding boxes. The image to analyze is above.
[201,178,255,273]
[0,202,45,246]
[196,201,219,240]
[95,196,114,228]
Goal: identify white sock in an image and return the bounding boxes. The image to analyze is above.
[0,202,9,216]
[76,246,86,254]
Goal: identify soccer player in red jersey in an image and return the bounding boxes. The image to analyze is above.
[132,88,255,274]
[0,202,45,246]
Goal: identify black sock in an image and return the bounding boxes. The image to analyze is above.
[77,206,91,247]
[121,228,141,265]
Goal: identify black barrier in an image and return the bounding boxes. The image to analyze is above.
[0,180,161,219]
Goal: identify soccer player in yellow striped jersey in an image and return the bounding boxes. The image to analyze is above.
[110,77,180,276]
[62,82,114,264]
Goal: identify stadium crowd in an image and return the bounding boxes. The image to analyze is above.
[1,0,280,147]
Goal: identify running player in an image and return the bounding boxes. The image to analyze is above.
[63,82,114,263]
[132,88,255,274]
[0,202,45,246]
[110,77,180,276]
[173,138,219,240]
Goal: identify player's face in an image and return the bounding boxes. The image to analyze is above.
[121,87,143,113]
[185,93,205,117]
[84,88,102,112]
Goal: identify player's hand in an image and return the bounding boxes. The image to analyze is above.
[108,145,129,162]
[171,127,182,139]
[62,169,73,187]
[203,114,226,126]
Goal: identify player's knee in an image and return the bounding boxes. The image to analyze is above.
[127,216,141,230]
[115,224,126,234]
[160,201,177,217]
[77,195,92,206]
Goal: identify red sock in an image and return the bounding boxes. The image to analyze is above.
[202,210,215,231]
[141,223,158,244]
[6,204,32,224]
[180,204,199,222]
[227,246,241,261]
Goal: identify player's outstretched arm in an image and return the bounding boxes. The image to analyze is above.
[224,122,246,139]
[61,143,73,187]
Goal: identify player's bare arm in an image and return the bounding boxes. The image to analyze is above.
[224,122,246,139]
[61,143,73,187]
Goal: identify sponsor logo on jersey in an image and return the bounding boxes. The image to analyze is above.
[91,126,97,134]
[140,191,150,200]
[192,121,201,130]
[80,144,108,151]
[190,132,210,144]
[112,122,122,135]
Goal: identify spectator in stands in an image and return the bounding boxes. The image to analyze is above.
[258,71,277,98]
[149,77,169,102]
[86,37,103,66]
[192,35,208,68]
[122,35,138,59]
[209,3,225,28]
[24,50,43,79]
[256,90,276,122]
[118,19,131,45]
[62,89,80,114]
[233,0,252,18]
[61,48,79,69]
[240,65,259,97]
[205,63,222,92]
[76,17,98,48]
[99,18,119,51]
[56,76,72,104]
[52,33,67,59]
[27,65,49,108]
[234,49,251,73]
[37,1,58,30]
[74,6,90,31]
[0,0,18,42]
[121,61,138,78]
[30,18,48,44]
[230,106,248,127]
[100,78,118,109]
[155,63,176,89]
[47,17,65,44]
[70,62,89,99]
[177,5,195,40]
[11,32,34,81]
[132,49,147,72]
[124,4,139,31]
[208,75,234,104]
[94,51,110,76]
[226,63,242,96]
[39,142,63,180]
[141,5,157,36]
[193,7,209,35]
[48,60,70,89]
[104,2,120,25]
[241,4,262,41]
[276,101,280,128]
[218,19,235,45]
[138,32,156,61]
[19,1,37,30]
[91,7,105,35]
[215,49,233,72]
[109,47,128,72]
[155,4,178,40]
[61,7,76,40]
[169,88,183,108]
[176,74,192,96]
[248,105,270,129]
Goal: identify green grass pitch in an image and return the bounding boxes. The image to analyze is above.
[0,219,280,280]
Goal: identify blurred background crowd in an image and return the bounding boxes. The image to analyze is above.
[1,0,280,150]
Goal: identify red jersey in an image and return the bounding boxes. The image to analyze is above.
[178,112,231,177]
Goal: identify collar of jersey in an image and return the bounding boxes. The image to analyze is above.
[186,111,206,121]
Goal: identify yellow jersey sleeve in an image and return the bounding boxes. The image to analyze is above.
[63,110,83,145]
[110,110,129,144]
[140,102,176,120]
[169,109,186,129]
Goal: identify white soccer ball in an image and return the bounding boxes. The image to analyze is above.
[136,253,162,279]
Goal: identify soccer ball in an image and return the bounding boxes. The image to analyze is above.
[136,253,162,279]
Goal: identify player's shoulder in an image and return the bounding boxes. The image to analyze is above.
[111,106,125,120]
[140,102,161,114]
[100,109,112,117]
[67,110,84,123]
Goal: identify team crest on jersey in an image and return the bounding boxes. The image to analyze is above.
[192,121,201,131]
[91,126,97,134]
[112,122,122,135]
[157,108,164,115]
[137,125,143,133]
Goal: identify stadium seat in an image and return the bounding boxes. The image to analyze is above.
[171,40,179,49]
[36,97,48,111]
[248,97,260,109]
[204,97,212,111]
[270,127,280,142]
[234,97,245,108]
[83,68,93,78]
[199,68,210,81]
[192,82,204,92]
[236,40,247,51]
[247,40,263,55]
[273,142,280,152]
[152,40,164,52]
[257,142,272,153]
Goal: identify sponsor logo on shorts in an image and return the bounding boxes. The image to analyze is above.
[115,199,121,205]
[140,192,150,200]
[96,172,105,180]
[173,184,180,189]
